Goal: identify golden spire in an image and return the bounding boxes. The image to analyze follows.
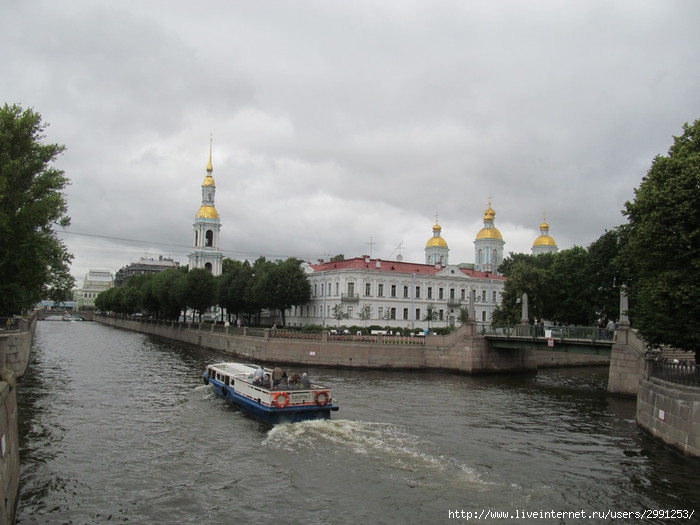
[206,134,213,173]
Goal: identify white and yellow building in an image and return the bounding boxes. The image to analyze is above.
[285,203,508,330]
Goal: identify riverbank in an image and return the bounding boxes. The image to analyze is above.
[93,315,609,373]
[0,313,34,525]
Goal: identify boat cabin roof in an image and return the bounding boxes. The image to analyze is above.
[209,363,260,376]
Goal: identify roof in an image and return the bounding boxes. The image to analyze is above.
[307,257,505,279]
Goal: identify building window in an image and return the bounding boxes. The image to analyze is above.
[391,285,397,297]
[460,289,466,300]
[438,288,444,300]
[378,284,384,297]
[403,308,409,320]
[415,308,420,320]
[390,308,396,320]
[335,283,339,295]
[415,286,421,299]
[378,307,384,319]
[347,306,353,318]
[403,286,409,298]
[314,284,318,296]
[482,290,487,302]
[493,291,497,302]
[439,309,444,321]
[427,287,433,299]
[365,282,371,296]
[449,288,455,300]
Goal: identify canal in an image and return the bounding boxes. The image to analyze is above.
[16,321,700,524]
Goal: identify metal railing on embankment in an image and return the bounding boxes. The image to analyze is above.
[118,316,426,345]
[647,356,700,387]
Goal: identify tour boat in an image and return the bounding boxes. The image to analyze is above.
[202,362,339,424]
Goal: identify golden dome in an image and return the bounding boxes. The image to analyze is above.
[196,205,219,219]
[426,236,448,248]
[202,174,216,187]
[483,206,496,221]
[533,234,557,247]
[476,226,503,240]
[426,222,448,248]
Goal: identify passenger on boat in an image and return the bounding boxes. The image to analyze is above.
[289,373,301,386]
[301,373,311,388]
[261,373,272,388]
[253,366,265,385]
[272,365,283,387]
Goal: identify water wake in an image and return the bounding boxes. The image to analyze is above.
[263,419,487,488]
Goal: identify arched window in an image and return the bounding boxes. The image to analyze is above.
[205,262,213,272]
[205,230,214,247]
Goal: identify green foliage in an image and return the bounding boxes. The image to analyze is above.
[621,119,700,354]
[358,303,372,325]
[493,237,627,326]
[183,268,216,321]
[422,304,439,328]
[0,103,74,315]
[95,256,312,326]
[255,258,311,326]
[331,303,350,325]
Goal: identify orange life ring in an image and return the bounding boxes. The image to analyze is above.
[273,392,290,408]
[315,391,330,407]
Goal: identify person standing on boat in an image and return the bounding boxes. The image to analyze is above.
[272,365,283,387]
[253,366,265,385]
[301,373,311,388]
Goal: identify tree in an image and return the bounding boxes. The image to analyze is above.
[422,304,439,330]
[457,306,471,325]
[0,104,74,315]
[257,258,311,327]
[358,303,372,327]
[587,228,627,323]
[492,254,550,325]
[331,303,350,326]
[182,268,217,322]
[218,259,254,323]
[622,119,700,360]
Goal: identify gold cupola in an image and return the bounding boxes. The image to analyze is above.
[532,214,558,254]
[426,221,448,248]
[476,201,503,240]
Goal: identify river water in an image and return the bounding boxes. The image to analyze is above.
[15,321,700,524]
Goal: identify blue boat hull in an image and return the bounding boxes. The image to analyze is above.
[206,378,339,425]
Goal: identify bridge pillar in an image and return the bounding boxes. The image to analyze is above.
[608,290,645,396]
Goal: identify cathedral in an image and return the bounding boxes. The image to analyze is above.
[285,201,515,330]
[185,143,557,329]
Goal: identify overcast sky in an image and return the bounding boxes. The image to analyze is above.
[3,1,699,283]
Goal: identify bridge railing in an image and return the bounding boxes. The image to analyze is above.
[647,357,700,387]
[482,324,609,343]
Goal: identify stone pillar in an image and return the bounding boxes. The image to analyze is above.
[468,289,476,321]
[520,293,529,324]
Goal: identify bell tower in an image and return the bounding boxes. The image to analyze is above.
[188,137,223,276]
[474,198,505,274]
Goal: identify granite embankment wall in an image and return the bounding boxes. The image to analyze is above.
[94,316,607,373]
[637,368,700,457]
[607,327,646,396]
[0,315,35,525]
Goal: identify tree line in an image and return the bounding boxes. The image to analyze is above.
[492,229,625,327]
[94,257,311,326]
